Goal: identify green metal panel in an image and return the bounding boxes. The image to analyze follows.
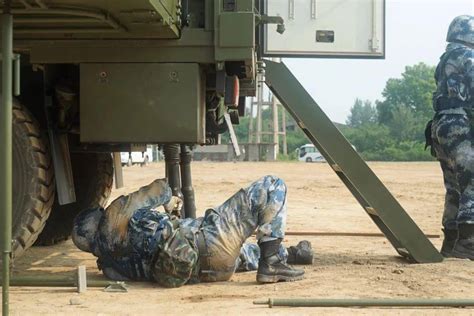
[80,63,205,144]
[214,0,255,62]
[26,29,215,64]
[0,0,181,39]
[265,60,443,264]
[148,0,181,35]
[236,0,255,11]
[219,12,254,48]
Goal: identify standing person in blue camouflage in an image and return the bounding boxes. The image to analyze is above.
[427,15,473,259]
[72,176,310,287]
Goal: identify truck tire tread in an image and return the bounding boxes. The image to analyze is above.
[12,101,55,258]
[35,152,113,246]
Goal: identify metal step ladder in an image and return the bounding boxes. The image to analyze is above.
[264,60,443,263]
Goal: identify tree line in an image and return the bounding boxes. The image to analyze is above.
[341,62,435,161]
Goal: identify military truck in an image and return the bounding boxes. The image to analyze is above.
[2,0,443,267]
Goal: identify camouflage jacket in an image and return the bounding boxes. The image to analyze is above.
[433,42,473,113]
[97,206,202,287]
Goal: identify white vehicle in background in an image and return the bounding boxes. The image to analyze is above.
[297,144,325,163]
[121,146,154,166]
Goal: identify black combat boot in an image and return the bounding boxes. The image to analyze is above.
[287,240,314,264]
[452,224,474,260]
[257,239,305,283]
[440,229,458,258]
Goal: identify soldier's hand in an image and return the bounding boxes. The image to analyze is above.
[164,196,183,216]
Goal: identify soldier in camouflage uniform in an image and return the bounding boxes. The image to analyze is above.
[428,15,473,259]
[72,176,311,287]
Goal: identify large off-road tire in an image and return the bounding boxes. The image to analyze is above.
[35,152,113,245]
[12,101,55,258]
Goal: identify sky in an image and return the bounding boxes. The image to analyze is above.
[282,0,474,124]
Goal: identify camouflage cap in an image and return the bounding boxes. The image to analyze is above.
[446,15,474,45]
[152,227,199,288]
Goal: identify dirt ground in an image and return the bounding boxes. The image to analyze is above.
[8,161,474,315]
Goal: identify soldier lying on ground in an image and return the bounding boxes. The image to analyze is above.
[72,176,313,287]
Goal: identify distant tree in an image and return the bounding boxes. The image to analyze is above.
[346,98,377,127]
[376,63,436,126]
[233,115,250,143]
[342,62,436,161]
[344,123,393,153]
[286,127,310,153]
[386,104,419,142]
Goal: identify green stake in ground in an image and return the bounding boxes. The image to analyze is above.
[1,2,13,315]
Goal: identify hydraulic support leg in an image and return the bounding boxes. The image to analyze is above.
[43,66,76,205]
[180,145,196,219]
[1,3,13,315]
[112,152,124,189]
[163,144,184,217]
[264,60,442,263]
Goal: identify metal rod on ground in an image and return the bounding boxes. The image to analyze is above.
[251,231,440,238]
[1,3,13,315]
[163,144,184,217]
[1,276,114,288]
[283,231,440,239]
[254,298,474,308]
[180,144,196,219]
[2,266,128,291]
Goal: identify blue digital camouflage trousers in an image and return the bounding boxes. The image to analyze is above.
[72,176,288,284]
[431,111,474,229]
[198,175,288,282]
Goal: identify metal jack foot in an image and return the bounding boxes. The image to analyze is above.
[163,144,184,217]
[180,145,196,219]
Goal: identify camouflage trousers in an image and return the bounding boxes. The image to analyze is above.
[199,175,288,282]
[431,112,474,229]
